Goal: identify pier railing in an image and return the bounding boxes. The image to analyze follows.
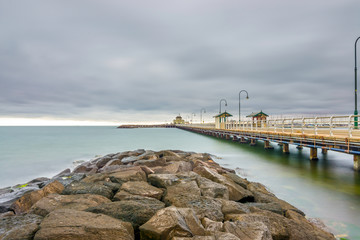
[179,115,360,138]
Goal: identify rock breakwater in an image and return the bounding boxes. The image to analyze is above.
[0,149,335,239]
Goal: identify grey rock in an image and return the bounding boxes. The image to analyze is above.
[0,214,43,240]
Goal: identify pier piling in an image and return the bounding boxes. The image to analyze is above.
[354,155,360,171]
[310,148,318,161]
[283,143,290,154]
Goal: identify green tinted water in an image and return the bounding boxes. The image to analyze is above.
[0,127,359,238]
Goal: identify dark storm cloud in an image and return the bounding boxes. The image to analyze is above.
[0,0,359,123]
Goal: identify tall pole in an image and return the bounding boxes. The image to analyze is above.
[219,99,227,113]
[238,90,249,123]
[355,37,360,129]
[200,108,206,123]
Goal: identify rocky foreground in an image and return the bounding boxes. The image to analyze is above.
[0,149,335,240]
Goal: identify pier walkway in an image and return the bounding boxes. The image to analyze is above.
[176,115,360,171]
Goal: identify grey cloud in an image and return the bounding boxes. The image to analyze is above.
[0,0,359,124]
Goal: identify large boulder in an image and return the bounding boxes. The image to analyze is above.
[62,181,114,199]
[10,180,64,214]
[221,200,250,216]
[196,177,229,199]
[30,193,111,217]
[109,167,147,183]
[86,196,165,230]
[139,206,206,239]
[33,209,134,240]
[164,180,201,206]
[118,181,164,200]
[193,166,253,202]
[0,214,43,240]
[148,174,181,188]
[223,221,272,240]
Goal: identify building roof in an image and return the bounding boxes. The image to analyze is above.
[214,111,233,118]
[246,111,269,117]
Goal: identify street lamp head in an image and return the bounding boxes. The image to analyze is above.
[246,96,249,99]
[225,103,227,107]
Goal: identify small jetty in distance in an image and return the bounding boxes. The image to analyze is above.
[117,124,175,128]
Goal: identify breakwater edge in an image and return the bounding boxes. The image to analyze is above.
[0,149,336,239]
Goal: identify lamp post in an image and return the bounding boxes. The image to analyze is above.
[191,113,196,124]
[219,99,227,113]
[238,90,249,123]
[355,37,360,129]
[200,108,206,123]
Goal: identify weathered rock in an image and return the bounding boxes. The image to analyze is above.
[140,165,155,175]
[30,193,111,217]
[223,221,272,240]
[73,163,98,174]
[196,177,229,199]
[246,202,284,215]
[148,173,181,188]
[27,177,51,186]
[52,173,86,186]
[222,173,249,189]
[164,180,201,206]
[104,158,123,167]
[95,156,113,168]
[0,211,15,217]
[52,168,71,179]
[86,196,165,230]
[139,206,206,239]
[118,181,164,200]
[221,200,250,215]
[175,196,224,222]
[109,166,147,183]
[134,158,167,167]
[33,209,134,240]
[201,217,223,233]
[225,211,289,239]
[0,214,43,240]
[193,166,253,202]
[62,181,114,199]
[121,156,140,164]
[10,180,64,214]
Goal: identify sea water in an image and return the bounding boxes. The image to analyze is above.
[0,126,359,238]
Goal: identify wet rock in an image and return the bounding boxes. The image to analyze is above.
[73,163,98,174]
[109,166,147,183]
[52,168,71,179]
[0,214,43,240]
[0,185,39,213]
[222,173,249,189]
[30,193,111,217]
[117,181,164,200]
[10,180,64,214]
[27,177,51,186]
[121,156,140,164]
[53,173,86,187]
[139,206,206,239]
[33,209,134,240]
[223,221,272,240]
[86,196,165,230]
[62,181,114,199]
[148,173,181,188]
[95,156,113,168]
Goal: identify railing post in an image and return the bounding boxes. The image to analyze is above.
[282,119,285,133]
[314,117,318,136]
[291,118,294,134]
[302,117,305,134]
[349,115,353,138]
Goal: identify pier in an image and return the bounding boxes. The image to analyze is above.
[176,115,360,171]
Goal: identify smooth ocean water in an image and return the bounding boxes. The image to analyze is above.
[0,126,359,238]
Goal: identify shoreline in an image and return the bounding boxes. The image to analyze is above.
[1,149,337,239]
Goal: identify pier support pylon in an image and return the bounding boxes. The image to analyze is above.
[250,138,256,146]
[354,155,360,171]
[240,137,247,143]
[296,145,303,150]
[283,143,290,154]
[310,148,318,161]
[264,140,273,149]
[321,148,328,154]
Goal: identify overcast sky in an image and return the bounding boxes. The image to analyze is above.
[1,0,359,125]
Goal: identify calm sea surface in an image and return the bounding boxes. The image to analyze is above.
[0,126,359,238]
